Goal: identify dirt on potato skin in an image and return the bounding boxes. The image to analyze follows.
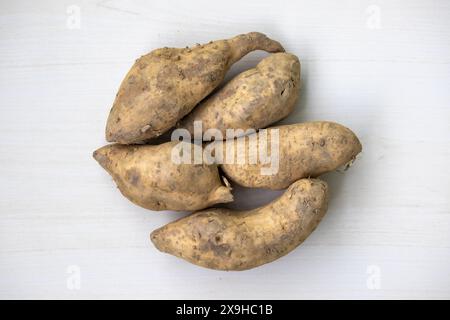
[150,179,328,271]
[105,32,284,144]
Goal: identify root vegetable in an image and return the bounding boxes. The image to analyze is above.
[106,32,284,144]
[151,179,328,270]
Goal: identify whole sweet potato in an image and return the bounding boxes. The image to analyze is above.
[219,121,362,189]
[93,142,233,211]
[106,32,284,144]
[151,179,328,270]
[178,53,300,140]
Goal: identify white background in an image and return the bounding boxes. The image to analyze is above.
[1,0,449,299]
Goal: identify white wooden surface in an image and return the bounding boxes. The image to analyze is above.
[0,0,449,299]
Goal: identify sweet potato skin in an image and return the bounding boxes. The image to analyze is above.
[220,121,362,189]
[151,179,328,270]
[179,53,301,140]
[93,142,232,211]
[106,32,284,144]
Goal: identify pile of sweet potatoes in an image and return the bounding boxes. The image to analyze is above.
[94,32,362,271]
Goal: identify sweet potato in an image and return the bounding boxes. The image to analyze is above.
[93,141,232,211]
[219,121,362,189]
[151,179,328,270]
[106,32,284,144]
[178,53,300,140]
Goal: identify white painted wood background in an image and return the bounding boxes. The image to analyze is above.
[0,0,449,299]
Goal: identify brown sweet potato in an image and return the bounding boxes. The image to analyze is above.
[178,53,300,140]
[93,141,232,211]
[106,32,284,144]
[219,121,362,189]
[151,179,328,270]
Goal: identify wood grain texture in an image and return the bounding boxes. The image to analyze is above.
[0,0,449,299]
